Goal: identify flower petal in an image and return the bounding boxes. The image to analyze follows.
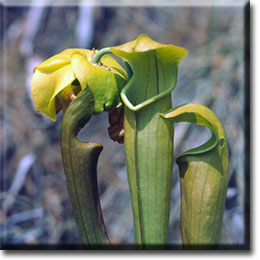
[71,52,126,113]
[100,54,127,80]
[31,64,75,121]
[61,48,93,60]
[35,53,70,72]
[34,48,94,72]
[70,53,89,90]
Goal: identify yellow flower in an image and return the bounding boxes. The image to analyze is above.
[31,49,127,121]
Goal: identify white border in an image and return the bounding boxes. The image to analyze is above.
[1,0,249,7]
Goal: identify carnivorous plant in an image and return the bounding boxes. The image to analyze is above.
[31,34,229,249]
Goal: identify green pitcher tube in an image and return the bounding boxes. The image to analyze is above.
[60,87,109,246]
[161,103,229,248]
[124,94,173,246]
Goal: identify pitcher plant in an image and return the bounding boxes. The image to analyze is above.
[31,34,229,249]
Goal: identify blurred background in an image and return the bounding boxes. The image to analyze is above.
[0,0,249,248]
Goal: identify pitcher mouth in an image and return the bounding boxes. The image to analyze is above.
[120,64,178,111]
